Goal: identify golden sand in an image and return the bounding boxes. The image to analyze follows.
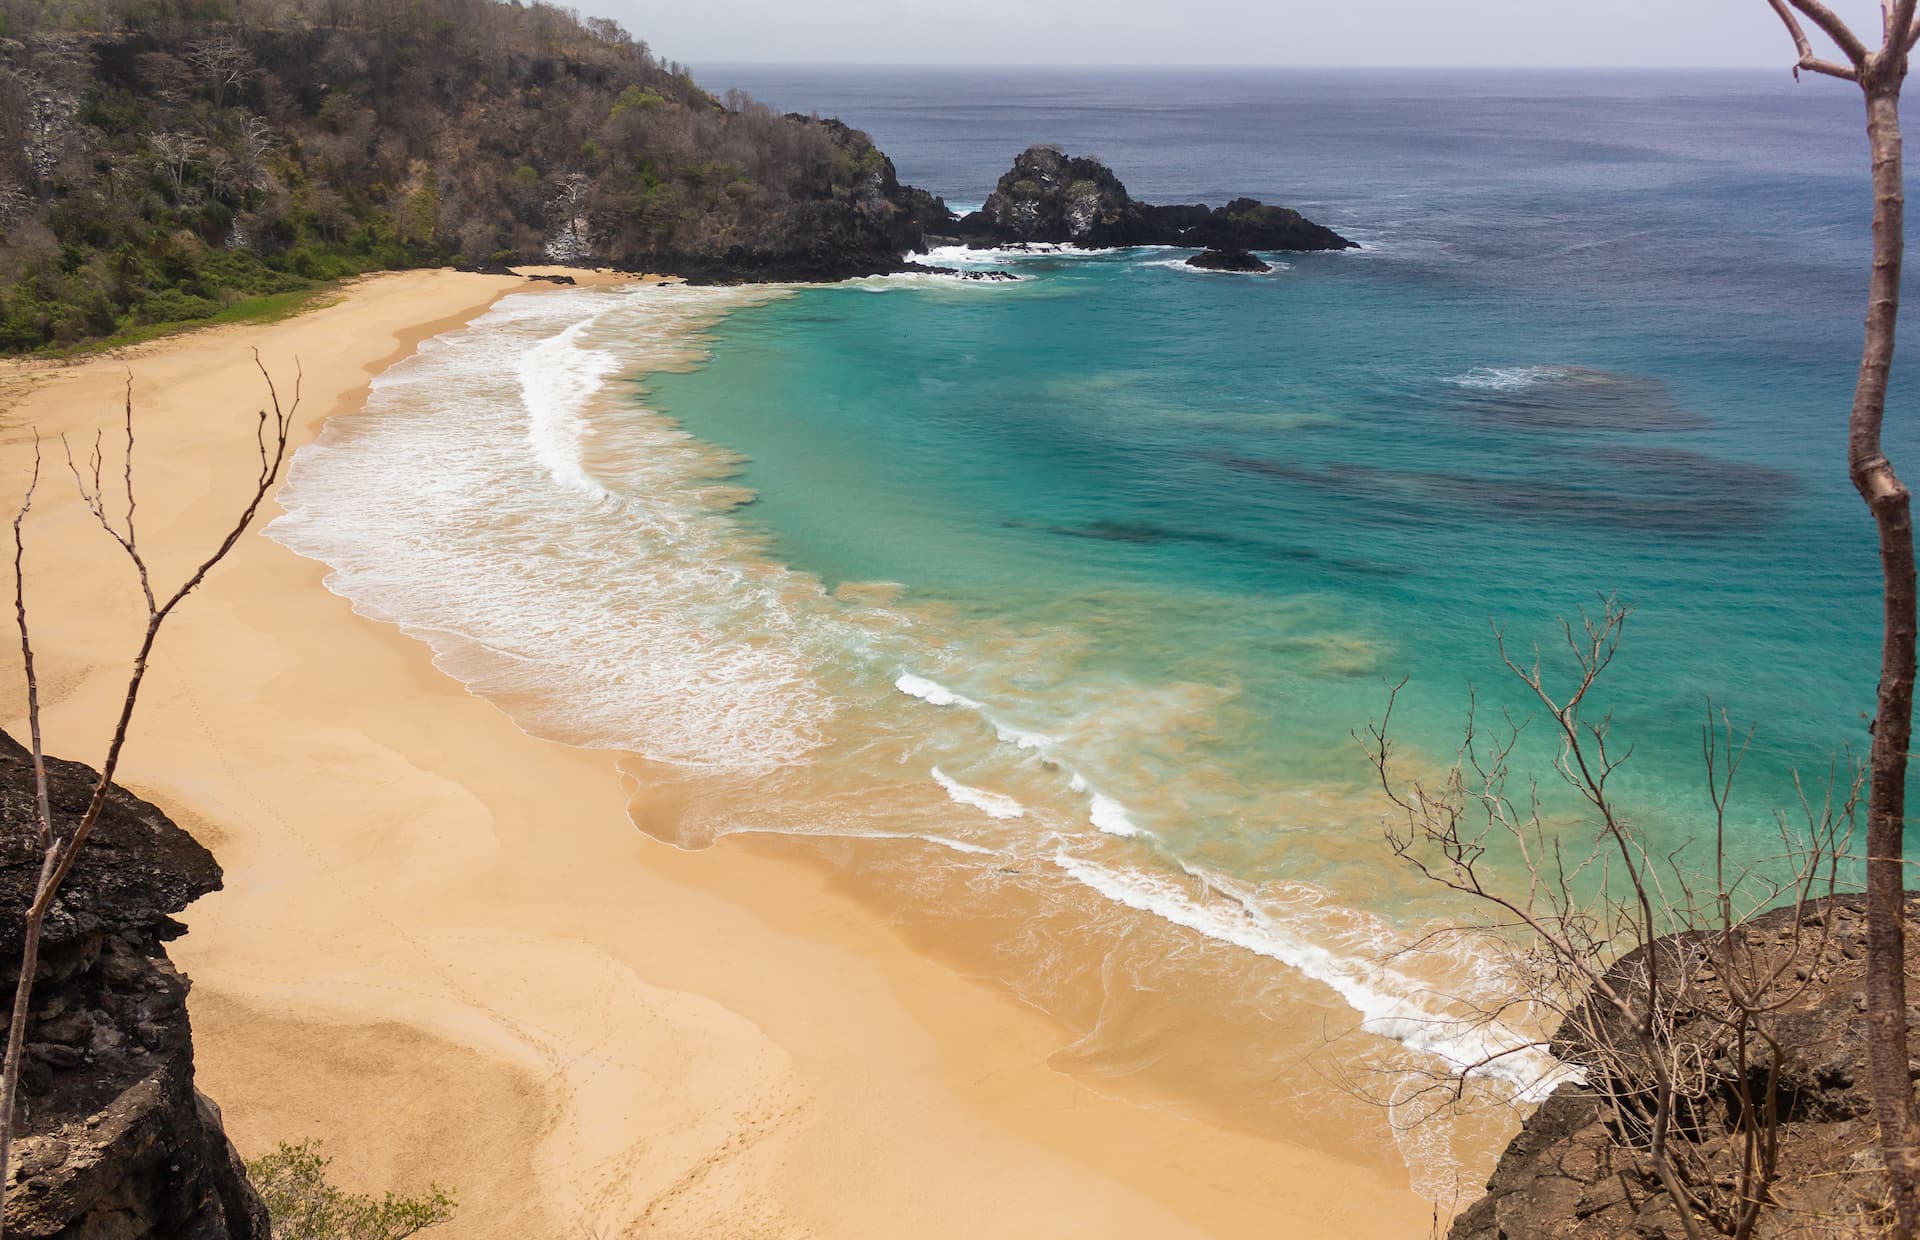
[0,267,1437,1237]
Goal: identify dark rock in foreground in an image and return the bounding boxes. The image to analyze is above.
[1186,248,1273,273]
[1452,896,1913,1238]
[0,731,265,1239]
[930,146,1356,254]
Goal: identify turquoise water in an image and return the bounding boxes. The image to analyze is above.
[644,246,1869,871]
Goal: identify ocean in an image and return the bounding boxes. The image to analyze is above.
[268,67,1908,1201]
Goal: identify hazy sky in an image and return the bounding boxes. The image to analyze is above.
[593,0,1889,69]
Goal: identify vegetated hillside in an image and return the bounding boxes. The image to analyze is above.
[0,0,947,350]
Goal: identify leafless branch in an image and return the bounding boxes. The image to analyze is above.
[0,360,299,1233]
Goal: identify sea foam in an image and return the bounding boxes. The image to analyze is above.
[1448,364,1568,391]
[271,284,840,771]
[1052,852,1566,1100]
[518,316,621,497]
[895,673,985,710]
[1087,792,1145,837]
[931,767,1028,820]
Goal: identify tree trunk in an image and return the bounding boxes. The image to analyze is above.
[1854,62,1920,1239]
[0,852,55,1240]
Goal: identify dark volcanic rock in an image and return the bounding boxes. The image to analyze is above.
[657,140,1354,283]
[971,145,1166,247]
[0,731,266,1240]
[660,116,951,285]
[1184,197,1354,252]
[932,146,1356,254]
[1451,896,1912,1238]
[0,738,222,958]
[1185,248,1272,273]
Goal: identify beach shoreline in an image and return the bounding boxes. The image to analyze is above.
[0,267,1436,1237]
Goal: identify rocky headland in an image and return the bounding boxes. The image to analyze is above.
[1452,896,1919,1238]
[0,732,264,1239]
[667,143,1354,283]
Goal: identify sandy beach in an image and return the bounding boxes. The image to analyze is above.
[0,268,1435,1238]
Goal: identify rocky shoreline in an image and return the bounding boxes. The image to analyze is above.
[1452,896,1918,1238]
[0,733,264,1239]
[666,140,1354,285]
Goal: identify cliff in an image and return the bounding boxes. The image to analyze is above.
[938,146,1356,252]
[0,731,265,1239]
[0,2,949,347]
[1451,896,1915,1238]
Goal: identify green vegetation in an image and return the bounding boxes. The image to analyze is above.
[59,285,331,355]
[246,1140,455,1240]
[0,0,936,352]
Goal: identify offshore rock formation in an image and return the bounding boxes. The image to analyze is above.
[934,146,1356,253]
[1186,248,1273,273]
[1451,897,1914,1238]
[0,732,265,1239]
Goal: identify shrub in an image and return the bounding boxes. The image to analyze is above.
[245,1141,456,1240]
[137,287,219,322]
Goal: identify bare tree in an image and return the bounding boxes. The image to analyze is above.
[149,131,206,203]
[208,113,275,206]
[1764,3,1920,1232]
[0,358,297,1237]
[1362,603,1868,1237]
[235,112,275,192]
[185,33,255,110]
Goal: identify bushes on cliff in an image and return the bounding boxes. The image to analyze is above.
[247,1141,456,1240]
[0,0,929,351]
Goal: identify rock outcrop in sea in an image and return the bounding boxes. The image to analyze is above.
[1186,248,1274,273]
[930,146,1356,253]
[1452,896,1915,1238]
[0,732,266,1239]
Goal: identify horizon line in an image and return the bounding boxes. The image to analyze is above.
[687,61,1825,74]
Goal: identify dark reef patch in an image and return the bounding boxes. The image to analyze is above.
[1210,446,1795,535]
[1453,366,1710,433]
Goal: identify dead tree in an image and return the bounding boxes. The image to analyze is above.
[1764,3,1920,1232]
[0,357,296,1237]
[1362,602,1864,1238]
[184,33,254,110]
[149,131,205,203]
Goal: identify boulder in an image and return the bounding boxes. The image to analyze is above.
[1184,197,1354,252]
[1185,248,1272,273]
[1451,896,1914,1238]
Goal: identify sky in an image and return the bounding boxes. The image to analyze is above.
[593,0,1893,68]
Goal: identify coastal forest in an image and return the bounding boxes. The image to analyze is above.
[0,0,944,350]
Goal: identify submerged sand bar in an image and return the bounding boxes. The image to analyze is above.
[0,268,1432,1237]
